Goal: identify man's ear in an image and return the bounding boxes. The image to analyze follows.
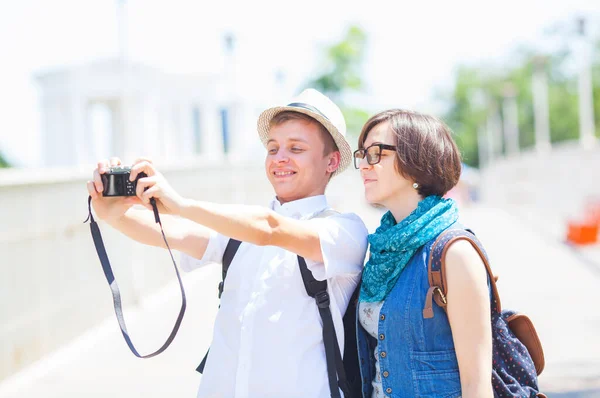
[326,152,341,173]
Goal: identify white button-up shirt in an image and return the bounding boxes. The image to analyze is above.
[180,195,368,398]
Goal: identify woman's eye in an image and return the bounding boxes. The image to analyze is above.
[291,147,303,152]
[268,148,278,154]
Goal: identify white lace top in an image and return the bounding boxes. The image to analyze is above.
[358,300,385,398]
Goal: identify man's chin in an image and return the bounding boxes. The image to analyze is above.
[274,187,295,198]
[270,176,295,188]
[272,185,305,201]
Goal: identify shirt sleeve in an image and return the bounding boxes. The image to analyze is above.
[179,229,229,272]
[303,212,368,281]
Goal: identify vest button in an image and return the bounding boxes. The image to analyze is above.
[383,371,389,378]
[380,351,387,358]
[386,387,392,393]
[380,314,385,321]
[379,334,385,340]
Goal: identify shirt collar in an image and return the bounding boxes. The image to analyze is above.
[270,195,329,220]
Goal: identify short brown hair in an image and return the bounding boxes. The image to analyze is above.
[357,109,462,197]
[270,111,338,156]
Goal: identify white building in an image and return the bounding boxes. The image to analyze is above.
[35,54,287,167]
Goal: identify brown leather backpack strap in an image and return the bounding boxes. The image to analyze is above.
[423,231,451,318]
[423,229,501,319]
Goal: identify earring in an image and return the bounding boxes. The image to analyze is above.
[413,182,419,189]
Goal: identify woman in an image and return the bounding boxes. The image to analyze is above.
[354,110,493,398]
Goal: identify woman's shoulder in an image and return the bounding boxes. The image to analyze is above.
[444,237,488,289]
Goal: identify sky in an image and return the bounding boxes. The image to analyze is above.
[1,0,599,167]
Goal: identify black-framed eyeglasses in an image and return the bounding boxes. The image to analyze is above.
[353,144,397,169]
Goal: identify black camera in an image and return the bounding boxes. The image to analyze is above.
[101,166,147,197]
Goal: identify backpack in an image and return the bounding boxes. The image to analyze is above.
[196,214,361,398]
[423,227,547,398]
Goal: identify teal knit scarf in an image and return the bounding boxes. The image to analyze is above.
[359,195,459,302]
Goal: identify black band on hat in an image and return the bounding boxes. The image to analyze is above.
[287,102,330,122]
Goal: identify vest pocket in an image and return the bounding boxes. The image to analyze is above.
[410,350,461,398]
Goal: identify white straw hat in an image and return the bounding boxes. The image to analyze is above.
[257,88,352,177]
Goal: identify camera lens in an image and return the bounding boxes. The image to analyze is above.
[106,174,121,196]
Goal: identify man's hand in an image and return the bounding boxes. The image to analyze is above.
[129,159,186,216]
[87,157,142,222]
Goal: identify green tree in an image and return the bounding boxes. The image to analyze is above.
[439,39,600,168]
[307,25,369,144]
[0,151,9,168]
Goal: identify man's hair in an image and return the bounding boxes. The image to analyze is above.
[270,111,339,156]
[357,109,462,197]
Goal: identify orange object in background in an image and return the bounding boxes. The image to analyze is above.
[566,221,599,245]
[565,198,600,246]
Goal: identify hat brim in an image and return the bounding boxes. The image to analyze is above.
[257,106,352,177]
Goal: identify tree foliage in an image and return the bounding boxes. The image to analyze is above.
[307,25,369,143]
[440,39,600,167]
[0,151,9,168]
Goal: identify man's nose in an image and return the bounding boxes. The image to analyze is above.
[274,150,290,163]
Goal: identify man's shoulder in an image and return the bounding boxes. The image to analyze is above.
[310,209,368,234]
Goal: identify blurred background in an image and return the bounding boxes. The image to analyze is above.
[1,0,600,397]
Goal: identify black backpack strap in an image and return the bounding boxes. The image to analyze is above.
[298,256,350,398]
[196,238,242,373]
[219,239,242,298]
[85,196,187,358]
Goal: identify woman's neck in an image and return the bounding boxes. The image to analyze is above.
[384,192,423,224]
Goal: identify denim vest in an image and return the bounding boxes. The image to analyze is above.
[356,231,462,398]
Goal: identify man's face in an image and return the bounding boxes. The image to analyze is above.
[265,119,338,204]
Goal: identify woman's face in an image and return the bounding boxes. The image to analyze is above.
[359,121,415,206]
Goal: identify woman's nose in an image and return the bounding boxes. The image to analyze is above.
[359,156,371,170]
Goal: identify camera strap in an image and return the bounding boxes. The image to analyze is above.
[84,196,186,358]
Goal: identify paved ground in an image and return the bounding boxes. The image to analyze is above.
[0,203,599,397]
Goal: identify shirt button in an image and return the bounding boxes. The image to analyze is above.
[380,314,385,321]
[383,371,389,378]
[379,333,385,340]
[386,387,392,394]
[380,351,387,358]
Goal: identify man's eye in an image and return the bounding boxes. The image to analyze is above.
[291,147,303,152]
[268,148,278,154]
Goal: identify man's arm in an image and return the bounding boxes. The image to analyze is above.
[180,200,324,262]
[129,160,334,263]
[105,207,211,260]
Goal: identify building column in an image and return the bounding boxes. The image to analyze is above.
[200,103,224,162]
[532,56,551,153]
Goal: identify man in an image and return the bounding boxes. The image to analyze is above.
[87,88,368,398]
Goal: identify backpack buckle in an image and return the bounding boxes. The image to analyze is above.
[315,291,330,308]
[434,286,447,305]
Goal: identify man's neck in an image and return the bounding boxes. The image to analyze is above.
[276,192,325,205]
